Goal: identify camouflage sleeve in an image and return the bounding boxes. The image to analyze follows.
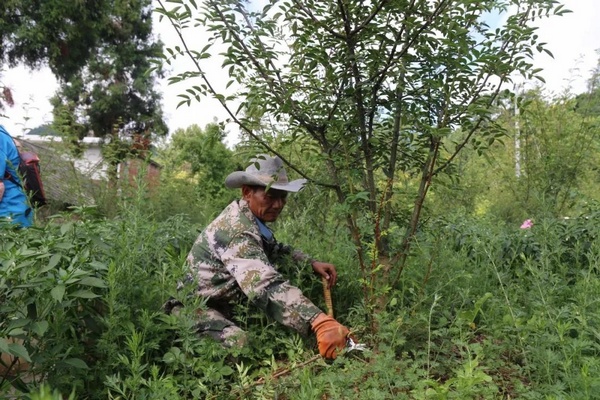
[219,231,322,335]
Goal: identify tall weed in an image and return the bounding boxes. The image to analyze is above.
[3,194,600,398]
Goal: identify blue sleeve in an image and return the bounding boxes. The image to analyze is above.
[0,126,18,182]
[0,139,8,178]
[1,125,11,173]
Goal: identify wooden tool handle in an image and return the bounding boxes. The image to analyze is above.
[322,276,334,317]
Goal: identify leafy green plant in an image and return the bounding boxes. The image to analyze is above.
[4,167,600,399]
[1,211,109,393]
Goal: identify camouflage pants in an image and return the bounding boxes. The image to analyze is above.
[164,298,247,348]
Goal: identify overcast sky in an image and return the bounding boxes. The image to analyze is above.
[1,0,598,141]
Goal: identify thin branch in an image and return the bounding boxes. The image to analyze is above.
[434,4,537,175]
[393,0,452,66]
[253,354,322,385]
[156,0,338,189]
[236,5,287,89]
[290,0,347,40]
[337,0,377,213]
[349,0,392,36]
[381,84,403,232]
[366,0,450,140]
[213,2,340,141]
[391,135,440,284]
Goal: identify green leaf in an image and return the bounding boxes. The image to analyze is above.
[54,242,74,250]
[0,338,9,353]
[89,261,108,271]
[8,342,31,362]
[69,290,100,299]
[31,321,49,337]
[163,352,177,364]
[78,277,107,288]
[7,318,30,330]
[220,365,234,376]
[48,253,61,270]
[8,328,26,336]
[62,358,89,369]
[51,285,66,302]
[60,222,74,235]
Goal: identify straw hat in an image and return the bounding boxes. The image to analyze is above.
[225,154,307,192]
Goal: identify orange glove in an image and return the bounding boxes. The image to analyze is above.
[311,313,350,359]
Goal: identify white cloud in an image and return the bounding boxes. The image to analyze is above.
[531,0,600,95]
[1,0,598,139]
[0,67,57,137]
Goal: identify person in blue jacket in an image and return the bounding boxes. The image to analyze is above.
[0,125,33,227]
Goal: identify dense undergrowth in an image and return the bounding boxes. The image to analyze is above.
[2,200,600,399]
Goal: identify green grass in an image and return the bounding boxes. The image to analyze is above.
[2,203,600,399]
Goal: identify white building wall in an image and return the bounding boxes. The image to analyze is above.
[19,134,109,180]
[73,145,108,180]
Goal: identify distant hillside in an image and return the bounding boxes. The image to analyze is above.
[27,124,60,136]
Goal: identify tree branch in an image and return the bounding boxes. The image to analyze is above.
[157,0,339,189]
[337,0,377,213]
[350,0,392,37]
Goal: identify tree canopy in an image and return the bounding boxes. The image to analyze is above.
[1,0,111,80]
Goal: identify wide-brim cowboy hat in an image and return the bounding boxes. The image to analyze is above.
[225,154,307,192]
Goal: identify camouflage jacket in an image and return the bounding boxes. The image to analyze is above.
[185,199,322,335]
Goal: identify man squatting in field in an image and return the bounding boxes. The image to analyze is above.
[166,155,352,359]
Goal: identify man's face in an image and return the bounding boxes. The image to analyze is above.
[242,186,288,222]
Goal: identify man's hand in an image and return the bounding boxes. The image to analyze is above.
[311,261,337,288]
[311,313,349,359]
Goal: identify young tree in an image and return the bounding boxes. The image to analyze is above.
[158,0,568,318]
[575,52,600,116]
[496,86,600,218]
[167,123,237,203]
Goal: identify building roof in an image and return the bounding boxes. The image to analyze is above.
[19,138,96,206]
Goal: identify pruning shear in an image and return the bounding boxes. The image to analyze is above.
[346,336,368,352]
